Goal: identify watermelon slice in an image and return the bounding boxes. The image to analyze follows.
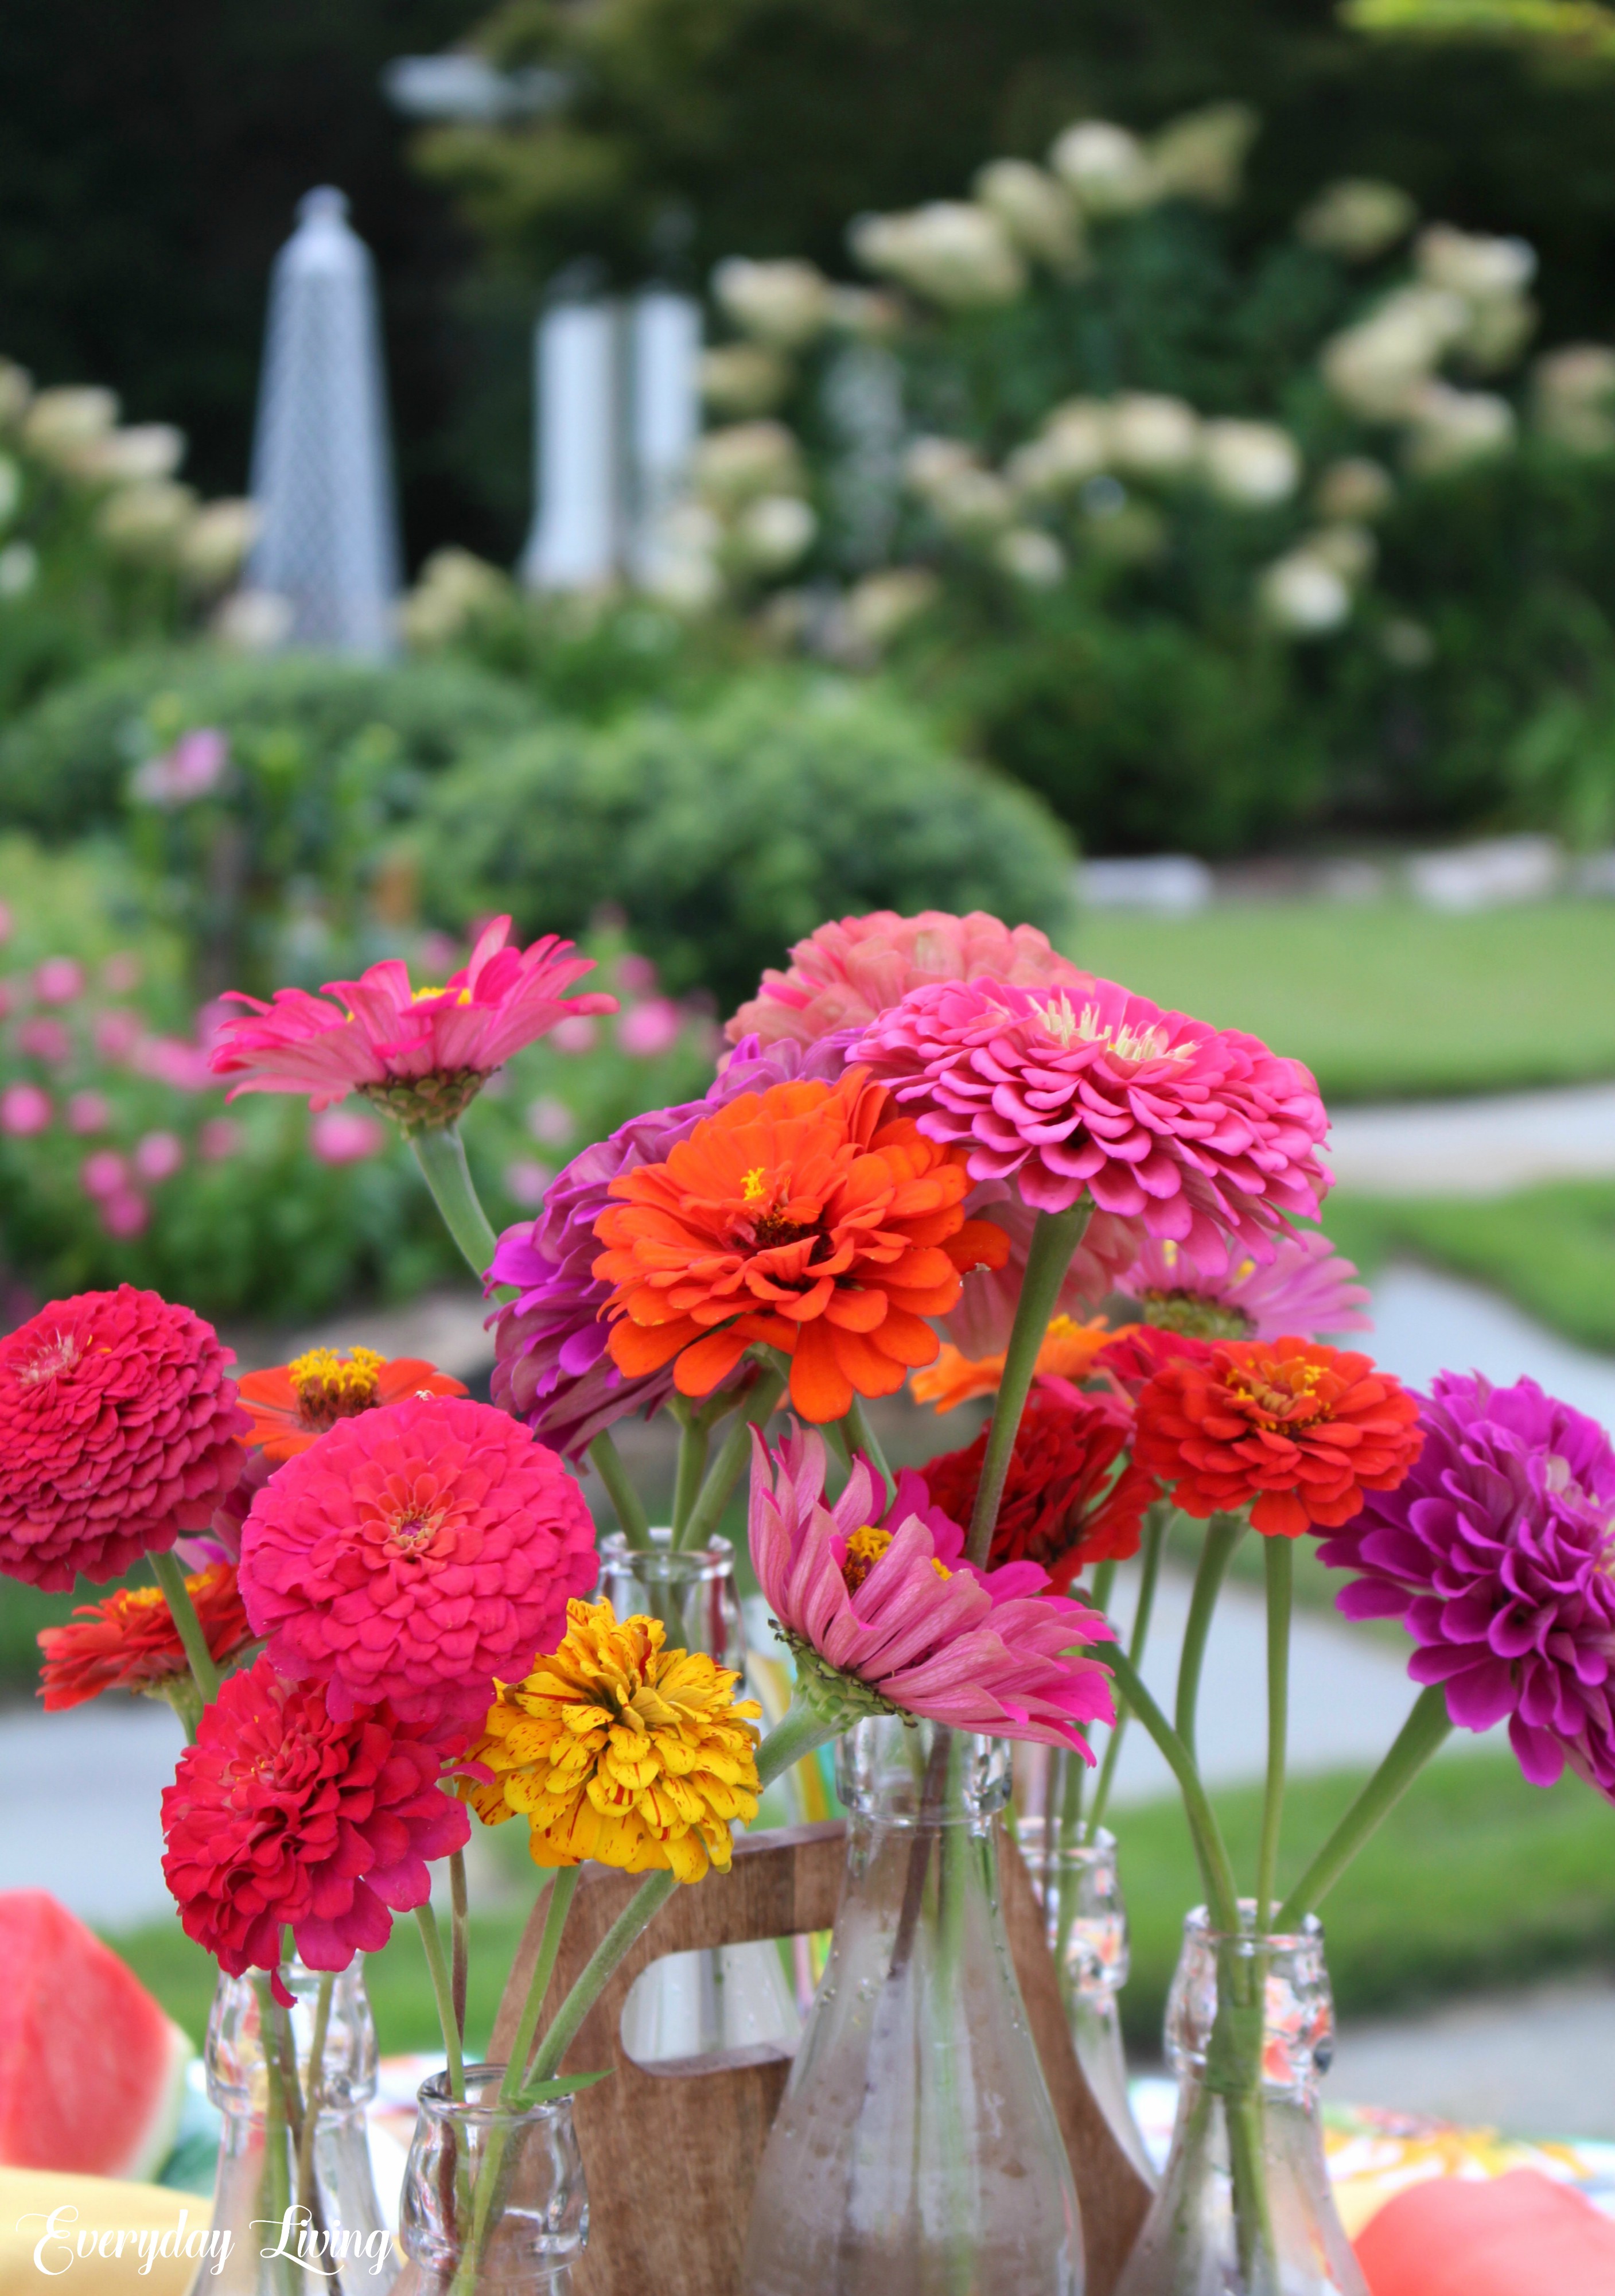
[0,1890,193,2181]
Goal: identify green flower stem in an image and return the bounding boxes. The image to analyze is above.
[1102,1643,1239,1935]
[668,1401,711,1545]
[449,1848,470,2045]
[1086,1502,1168,1840]
[498,1870,574,2106]
[842,1393,894,1511]
[523,1697,835,2092]
[294,1971,334,2219]
[588,1431,652,1544]
[411,1121,503,1285]
[1053,1559,1115,1851]
[150,1549,221,1707]
[673,1361,788,1552]
[1175,1513,1245,1763]
[1256,1538,1293,1932]
[414,1901,466,2102]
[1274,1683,1454,1928]
[254,1978,298,2296]
[966,1201,1091,1568]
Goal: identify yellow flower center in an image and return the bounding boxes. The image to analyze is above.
[1033,990,1194,1067]
[289,1345,385,1428]
[741,1166,768,1201]
[1227,1358,1329,1429]
[17,1331,81,1386]
[841,1523,949,1595]
[410,985,473,1005]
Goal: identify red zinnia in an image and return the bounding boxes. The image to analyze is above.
[38,1563,254,1710]
[236,1345,468,1462]
[920,1389,1157,1591]
[161,1654,469,1996]
[1093,1322,1213,1397]
[1134,1336,1423,1539]
[0,1287,250,1590]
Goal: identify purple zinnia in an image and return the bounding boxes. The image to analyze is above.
[1318,1372,1615,1801]
[488,1034,850,1457]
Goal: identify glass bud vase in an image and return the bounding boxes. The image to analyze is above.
[193,1952,398,2296]
[1116,1905,1368,2296]
[741,1717,1084,2296]
[1018,1817,1156,2186]
[392,2068,586,2296]
[599,1527,801,2066]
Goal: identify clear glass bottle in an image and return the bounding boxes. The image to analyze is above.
[392,2066,587,2296]
[1018,1816,1157,2186]
[192,1953,398,2296]
[741,1717,1084,2296]
[1116,1904,1368,2296]
[598,1527,802,2065]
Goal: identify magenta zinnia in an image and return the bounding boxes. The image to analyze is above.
[749,1429,1115,1748]
[1319,1373,1615,1800]
[853,976,1331,1268]
[0,1287,249,1590]
[238,1394,599,1731]
[209,916,617,1131]
[161,1655,468,1995]
[1116,1229,1371,1343]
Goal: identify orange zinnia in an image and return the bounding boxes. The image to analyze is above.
[591,1068,1009,1423]
[38,1563,254,1710]
[236,1345,468,1461]
[1134,1335,1423,1539]
[912,1314,1114,1414]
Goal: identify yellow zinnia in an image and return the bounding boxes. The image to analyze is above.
[465,1596,762,1883]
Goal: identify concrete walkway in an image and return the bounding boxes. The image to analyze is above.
[1328,1079,1615,1198]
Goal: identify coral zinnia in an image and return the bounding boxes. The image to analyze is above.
[854,977,1331,1267]
[920,1389,1155,1589]
[749,1430,1115,1747]
[464,1596,761,1882]
[0,1287,250,1590]
[162,1654,468,1993]
[1135,1337,1423,1540]
[489,1034,847,1458]
[592,1067,1009,1423]
[1093,1322,1211,1396]
[1318,1373,1615,1800]
[726,908,1093,1050]
[912,1314,1113,1413]
[238,1394,599,1730]
[1117,1229,1371,1343]
[209,916,617,1132]
[237,1345,468,1462]
[38,1563,254,1711]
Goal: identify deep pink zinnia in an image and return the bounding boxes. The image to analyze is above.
[209,916,617,1133]
[726,908,1093,1051]
[853,976,1331,1271]
[1318,1372,1615,1802]
[0,1287,250,1591]
[238,1394,599,1730]
[161,1655,469,1995]
[749,1428,1115,1749]
[1116,1227,1371,1343]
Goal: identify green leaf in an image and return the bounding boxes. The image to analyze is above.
[512,2068,615,2107]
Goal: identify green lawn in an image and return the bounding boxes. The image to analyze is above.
[1073,899,1615,1103]
[103,1747,1615,2066]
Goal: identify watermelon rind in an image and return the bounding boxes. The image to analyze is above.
[120,2020,196,2185]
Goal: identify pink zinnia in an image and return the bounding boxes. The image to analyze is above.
[209,916,618,1133]
[941,1180,1142,1358]
[726,908,1093,1051]
[1117,1228,1371,1342]
[749,1429,1115,1749]
[0,1287,249,1590]
[162,1655,469,1996]
[853,977,1331,1270]
[238,1394,599,1730]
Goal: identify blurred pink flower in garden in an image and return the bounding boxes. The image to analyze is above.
[102,952,142,994]
[101,1192,151,1239]
[94,1010,143,1063]
[197,1117,244,1162]
[18,1017,72,1065]
[135,1036,213,1091]
[504,1158,553,1210]
[309,1109,387,1166]
[33,958,85,1005]
[80,1151,129,1201]
[130,728,229,808]
[134,1131,185,1184]
[1,1084,51,1136]
[416,931,460,978]
[550,1015,598,1054]
[617,953,659,997]
[526,1095,574,1147]
[67,1092,110,1136]
[618,997,683,1058]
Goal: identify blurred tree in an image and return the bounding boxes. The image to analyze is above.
[0,0,533,566]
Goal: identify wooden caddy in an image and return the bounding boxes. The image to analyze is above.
[491,1819,1153,2296]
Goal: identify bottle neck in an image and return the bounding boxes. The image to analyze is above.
[835,1716,1012,1829]
[1166,1902,1333,2107]
[399,2066,586,2293]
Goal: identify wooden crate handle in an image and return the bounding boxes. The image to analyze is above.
[491,1820,1151,2296]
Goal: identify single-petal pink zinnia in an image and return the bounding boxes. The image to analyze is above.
[209,918,618,1133]
[749,1428,1115,1750]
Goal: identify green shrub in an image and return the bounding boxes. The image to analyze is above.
[418,671,1077,1009]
